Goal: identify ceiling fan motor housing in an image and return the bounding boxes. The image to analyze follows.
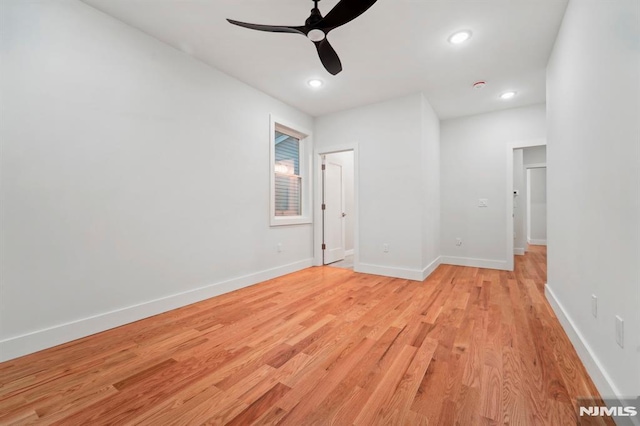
[306,5,323,27]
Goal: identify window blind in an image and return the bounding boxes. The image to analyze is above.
[274,132,301,216]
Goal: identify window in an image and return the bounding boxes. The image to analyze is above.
[270,116,311,226]
[274,130,301,216]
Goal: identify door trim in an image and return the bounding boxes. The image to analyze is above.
[313,143,359,271]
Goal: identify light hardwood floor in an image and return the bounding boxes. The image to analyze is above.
[0,246,612,425]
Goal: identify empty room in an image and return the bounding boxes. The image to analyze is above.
[1,0,639,424]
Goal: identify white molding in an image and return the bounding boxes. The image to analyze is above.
[525,162,546,169]
[422,256,441,281]
[356,263,424,281]
[514,248,526,255]
[545,284,640,426]
[345,249,354,256]
[440,256,509,271]
[0,259,313,362]
[506,138,547,271]
[528,239,547,246]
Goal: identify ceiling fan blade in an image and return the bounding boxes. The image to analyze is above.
[227,19,306,35]
[317,0,379,32]
[314,39,343,75]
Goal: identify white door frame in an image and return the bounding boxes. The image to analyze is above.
[506,138,546,271]
[527,168,532,244]
[313,143,359,270]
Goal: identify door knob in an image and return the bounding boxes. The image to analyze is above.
[342,212,347,217]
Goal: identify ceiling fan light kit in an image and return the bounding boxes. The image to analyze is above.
[227,0,379,75]
[307,29,326,42]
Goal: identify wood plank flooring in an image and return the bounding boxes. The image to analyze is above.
[0,246,613,425]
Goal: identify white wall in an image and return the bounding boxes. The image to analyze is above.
[324,151,355,252]
[421,95,441,277]
[523,145,547,165]
[440,104,546,269]
[315,93,440,281]
[528,168,546,244]
[0,0,314,361]
[546,0,640,400]
[513,149,526,253]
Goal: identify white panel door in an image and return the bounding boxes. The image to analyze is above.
[323,161,345,264]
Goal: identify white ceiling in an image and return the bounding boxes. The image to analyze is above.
[81,0,568,119]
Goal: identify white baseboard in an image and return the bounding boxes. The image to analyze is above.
[356,263,424,281]
[514,248,526,255]
[440,256,509,271]
[422,256,441,281]
[528,239,547,246]
[345,249,354,256]
[545,284,640,426]
[0,258,314,362]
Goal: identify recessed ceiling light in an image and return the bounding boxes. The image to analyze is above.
[308,79,323,88]
[448,30,472,45]
[500,91,517,100]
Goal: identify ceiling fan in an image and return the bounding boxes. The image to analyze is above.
[227,0,379,75]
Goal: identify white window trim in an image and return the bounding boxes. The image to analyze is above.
[270,114,312,226]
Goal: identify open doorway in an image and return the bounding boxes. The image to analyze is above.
[513,145,546,257]
[313,143,359,271]
[322,151,355,269]
[507,139,546,271]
